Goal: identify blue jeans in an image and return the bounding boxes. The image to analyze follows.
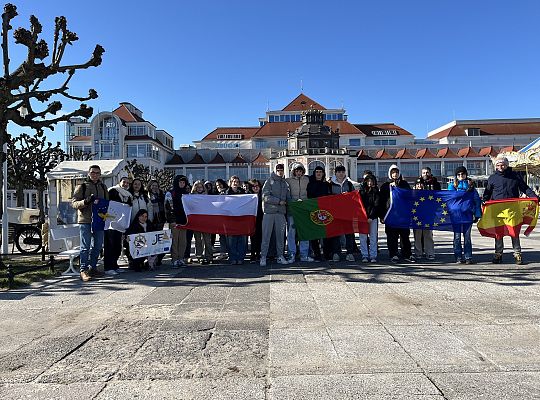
[79,224,104,272]
[287,215,309,258]
[453,224,472,261]
[227,235,246,262]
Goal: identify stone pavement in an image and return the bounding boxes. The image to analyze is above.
[1,229,540,399]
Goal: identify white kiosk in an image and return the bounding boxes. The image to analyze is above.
[46,160,127,261]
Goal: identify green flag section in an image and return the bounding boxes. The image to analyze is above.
[288,191,369,240]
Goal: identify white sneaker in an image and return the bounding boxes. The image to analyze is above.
[361,257,369,263]
[300,256,314,262]
[332,254,340,262]
[370,258,377,263]
[259,257,267,267]
[287,255,296,264]
[346,254,355,262]
[104,270,118,276]
[277,256,288,265]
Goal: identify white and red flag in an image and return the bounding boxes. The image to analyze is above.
[181,194,258,235]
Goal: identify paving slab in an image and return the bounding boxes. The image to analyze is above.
[0,382,106,400]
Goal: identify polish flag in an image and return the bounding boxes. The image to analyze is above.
[182,194,258,235]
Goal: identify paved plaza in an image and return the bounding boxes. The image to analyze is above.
[1,228,539,399]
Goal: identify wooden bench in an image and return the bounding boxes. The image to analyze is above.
[50,225,81,275]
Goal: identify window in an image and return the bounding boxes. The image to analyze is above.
[356,163,376,179]
[277,139,287,148]
[229,167,248,181]
[208,167,227,182]
[252,167,270,182]
[374,139,397,146]
[308,160,325,176]
[128,125,148,136]
[185,168,206,183]
[255,141,267,149]
[400,162,420,178]
[377,162,394,180]
[349,139,361,146]
[466,160,484,176]
[444,161,464,176]
[422,162,442,177]
[465,128,480,136]
[77,126,92,136]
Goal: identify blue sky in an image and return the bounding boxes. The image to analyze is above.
[7,0,540,146]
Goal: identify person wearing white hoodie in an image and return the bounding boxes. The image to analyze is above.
[329,165,356,262]
[285,162,313,263]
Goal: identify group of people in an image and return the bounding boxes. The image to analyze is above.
[71,155,538,282]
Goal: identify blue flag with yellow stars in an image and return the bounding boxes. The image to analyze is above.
[384,187,476,231]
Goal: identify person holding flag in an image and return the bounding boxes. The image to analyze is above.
[103,172,132,275]
[482,156,538,265]
[306,166,332,260]
[359,174,381,263]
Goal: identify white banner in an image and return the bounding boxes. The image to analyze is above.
[127,229,172,258]
[105,200,132,232]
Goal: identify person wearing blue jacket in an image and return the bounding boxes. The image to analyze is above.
[482,155,538,265]
[448,166,482,264]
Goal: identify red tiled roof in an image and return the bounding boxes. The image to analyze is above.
[282,93,326,111]
[395,148,415,159]
[165,154,184,165]
[478,146,499,157]
[415,148,438,159]
[356,149,372,160]
[113,104,145,123]
[69,135,91,142]
[457,147,480,158]
[354,124,414,136]
[208,152,225,164]
[253,122,298,138]
[374,148,394,159]
[201,127,260,141]
[437,147,460,158]
[500,145,520,152]
[428,121,540,139]
[231,153,247,164]
[188,153,206,164]
[251,152,269,164]
[326,121,365,135]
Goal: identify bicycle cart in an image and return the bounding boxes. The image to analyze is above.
[1,207,42,254]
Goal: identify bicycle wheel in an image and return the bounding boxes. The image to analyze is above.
[15,226,42,254]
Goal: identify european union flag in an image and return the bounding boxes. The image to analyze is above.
[384,188,476,231]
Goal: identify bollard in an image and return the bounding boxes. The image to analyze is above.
[7,264,14,290]
[48,255,55,274]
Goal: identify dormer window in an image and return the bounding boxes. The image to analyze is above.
[465,128,480,136]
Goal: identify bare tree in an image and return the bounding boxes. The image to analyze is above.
[154,168,175,191]
[0,3,104,219]
[68,148,95,161]
[6,132,36,206]
[126,159,175,191]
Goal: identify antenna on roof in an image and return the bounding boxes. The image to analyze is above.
[266,99,269,112]
[300,78,303,93]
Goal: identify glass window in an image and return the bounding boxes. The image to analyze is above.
[277,139,287,148]
[254,141,267,149]
[356,163,376,179]
[444,161,464,177]
[185,167,206,183]
[308,160,325,176]
[466,160,484,176]
[279,115,286,122]
[374,139,397,146]
[349,139,361,146]
[377,162,394,180]
[269,115,275,122]
[127,145,137,158]
[229,167,248,181]
[422,162,442,177]
[128,125,147,136]
[208,167,227,182]
[252,167,270,182]
[400,162,420,178]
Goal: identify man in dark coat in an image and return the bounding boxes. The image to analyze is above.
[483,155,538,264]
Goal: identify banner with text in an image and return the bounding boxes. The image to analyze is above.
[127,229,172,259]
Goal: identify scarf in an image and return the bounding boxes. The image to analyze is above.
[112,184,132,203]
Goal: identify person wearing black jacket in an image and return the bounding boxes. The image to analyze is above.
[125,209,156,271]
[380,164,415,263]
[359,174,381,263]
[483,155,538,264]
[104,173,133,275]
[166,175,189,267]
[248,179,263,262]
[413,167,441,260]
[306,166,332,260]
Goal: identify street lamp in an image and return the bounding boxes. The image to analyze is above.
[1,105,28,254]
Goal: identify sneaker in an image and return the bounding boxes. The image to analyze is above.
[361,257,369,263]
[287,255,296,264]
[455,258,464,264]
[104,270,118,276]
[259,257,266,267]
[80,270,92,282]
[346,254,355,262]
[406,256,416,263]
[277,256,288,265]
[465,259,473,265]
[427,255,435,261]
[492,253,503,264]
[514,253,523,265]
[370,258,377,263]
[300,256,314,262]
[332,254,340,262]
[216,253,228,260]
[391,256,400,263]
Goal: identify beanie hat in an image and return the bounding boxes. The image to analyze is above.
[335,165,346,172]
[455,166,468,176]
[495,155,509,166]
[275,163,285,171]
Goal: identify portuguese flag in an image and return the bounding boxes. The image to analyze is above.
[477,197,539,239]
[288,191,369,240]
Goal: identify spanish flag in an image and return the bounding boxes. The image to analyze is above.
[477,198,539,239]
[287,191,369,241]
